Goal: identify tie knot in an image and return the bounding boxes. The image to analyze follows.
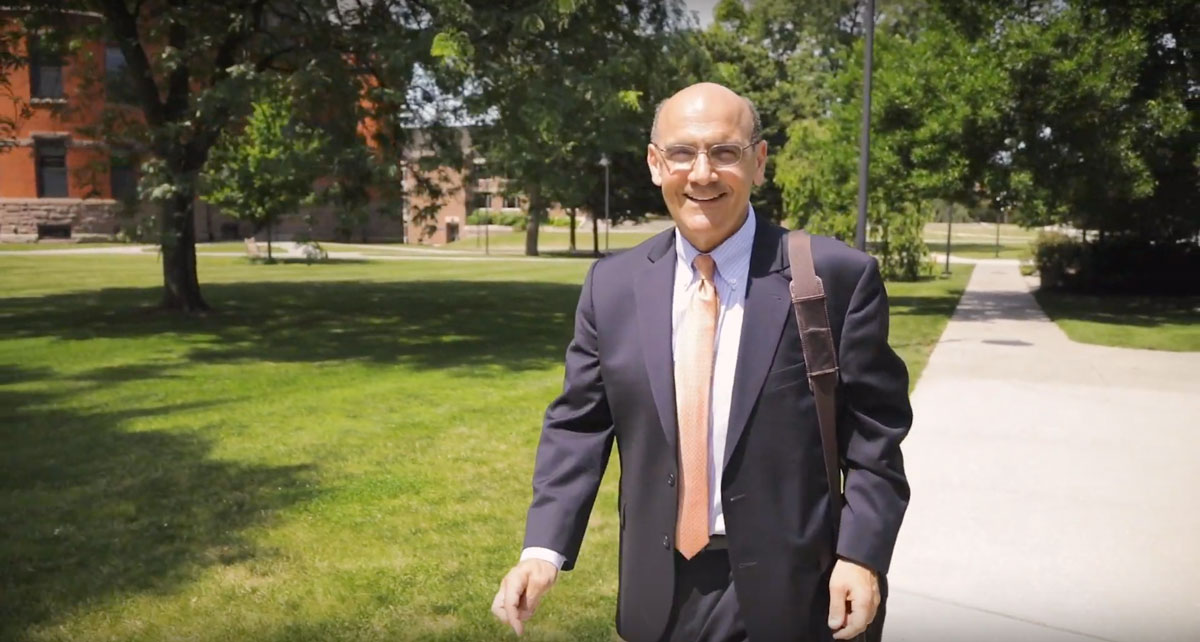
[693,254,716,283]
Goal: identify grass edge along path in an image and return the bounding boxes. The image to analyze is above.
[1033,289,1200,352]
[0,255,969,642]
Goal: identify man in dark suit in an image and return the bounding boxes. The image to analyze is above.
[491,82,911,642]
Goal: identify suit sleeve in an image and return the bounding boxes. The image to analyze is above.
[834,257,912,575]
[522,261,615,571]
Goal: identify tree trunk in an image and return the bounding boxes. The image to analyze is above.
[569,207,577,253]
[592,212,600,257]
[159,180,209,312]
[267,220,274,262]
[524,186,542,257]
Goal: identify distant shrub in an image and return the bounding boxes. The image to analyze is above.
[467,209,526,227]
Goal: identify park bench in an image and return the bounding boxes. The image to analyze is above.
[244,237,262,258]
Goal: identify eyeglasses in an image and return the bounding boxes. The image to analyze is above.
[652,141,758,170]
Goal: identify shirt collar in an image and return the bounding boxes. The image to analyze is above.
[674,205,757,287]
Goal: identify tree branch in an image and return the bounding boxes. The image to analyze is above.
[98,0,165,126]
[161,17,189,122]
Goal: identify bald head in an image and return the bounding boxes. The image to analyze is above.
[645,81,768,253]
[650,82,762,144]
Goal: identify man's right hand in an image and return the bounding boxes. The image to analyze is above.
[490,559,559,636]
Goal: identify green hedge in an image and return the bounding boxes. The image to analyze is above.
[467,209,525,227]
[467,209,577,230]
[1034,232,1200,295]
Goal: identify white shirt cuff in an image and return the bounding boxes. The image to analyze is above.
[520,547,567,570]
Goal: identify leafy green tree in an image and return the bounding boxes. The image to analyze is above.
[919,0,1197,243]
[9,1,464,311]
[0,29,31,153]
[777,18,1006,279]
[696,0,931,223]
[319,0,467,244]
[435,0,704,256]
[201,81,327,262]
[10,2,331,310]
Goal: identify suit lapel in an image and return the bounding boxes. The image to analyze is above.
[635,231,679,451]
[724,225,792,469]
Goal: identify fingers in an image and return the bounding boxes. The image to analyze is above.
[490,561,558,636]
[827,580,848,633]
[490,588,507,627]
[503,571,527,635]
[522,571,553,617]
[829,564,880,641]
[489,570,529,635]
[833,587,874,640]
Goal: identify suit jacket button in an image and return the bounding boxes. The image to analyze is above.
[662,535,670,549]
[667,473,675,487]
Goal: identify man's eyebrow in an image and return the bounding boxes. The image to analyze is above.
[660,137,750,146]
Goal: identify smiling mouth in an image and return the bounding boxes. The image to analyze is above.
[687,193,726,203]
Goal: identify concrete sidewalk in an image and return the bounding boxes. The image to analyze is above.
[886,260,1200,642]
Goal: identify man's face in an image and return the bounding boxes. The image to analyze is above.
[646,90,767,252]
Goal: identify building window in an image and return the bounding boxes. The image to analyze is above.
[29,37,64,99]
[474,191,491,210]
[105,44,137,104]
[35,140,69,198]
[37,224,71,239]
[110,147,137,202]
[503,195,520,209]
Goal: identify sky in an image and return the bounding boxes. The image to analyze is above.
[685,0,720,28]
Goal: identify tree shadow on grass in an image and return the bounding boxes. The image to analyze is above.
[0,366,317,640]
[0,280,583,374]
[888,294,964,319]
[1033,291,1200,329]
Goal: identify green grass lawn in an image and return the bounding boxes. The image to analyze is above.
[923,241,1032,260]
[0,254,970,642]
[921,222,1038,260]
[445,230,659,254]
[886,267,973,385]
[1033,290,1200,351]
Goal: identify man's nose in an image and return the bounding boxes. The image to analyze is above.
[688,152,717,185]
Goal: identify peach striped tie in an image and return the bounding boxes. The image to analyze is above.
[675,253,719,559]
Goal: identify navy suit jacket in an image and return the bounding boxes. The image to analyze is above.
[523,218,912,642]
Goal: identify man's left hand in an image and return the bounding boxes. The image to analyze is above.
[827,558,880,640]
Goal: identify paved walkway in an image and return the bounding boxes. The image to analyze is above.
[887,260,1200,642]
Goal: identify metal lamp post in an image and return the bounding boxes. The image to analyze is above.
[854,0,876,252]
[599,154,610,253]
[472,156,489,255]
[944,204,953,275]
[399,159,408,245]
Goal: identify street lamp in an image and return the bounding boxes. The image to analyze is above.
[855,0,876,252]
[472,156,489,256]
[944,203,953,275]
[399,159,408,245]
[598,153,610,253]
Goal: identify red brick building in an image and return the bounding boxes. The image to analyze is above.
[0,29,133,241]
[0,24,476,246]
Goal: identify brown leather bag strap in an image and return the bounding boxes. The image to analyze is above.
[786,230,843,530]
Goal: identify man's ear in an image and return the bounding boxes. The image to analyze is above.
[753,140,768,187]
[647,144,663,187]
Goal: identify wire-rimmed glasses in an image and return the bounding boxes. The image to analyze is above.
[652,141,757,171]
